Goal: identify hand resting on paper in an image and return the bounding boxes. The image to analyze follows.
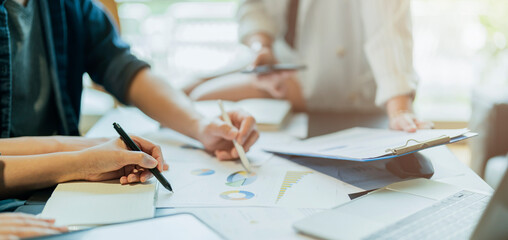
[0,213,67,239]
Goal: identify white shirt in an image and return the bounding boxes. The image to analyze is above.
[238,0,418,112]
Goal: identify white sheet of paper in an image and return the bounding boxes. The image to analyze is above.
[264,127,471,160]
[40,181,156,226]
[156,149,350,208]
[156,207,323,240]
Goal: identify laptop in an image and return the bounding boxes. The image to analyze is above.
[294,168,508,240]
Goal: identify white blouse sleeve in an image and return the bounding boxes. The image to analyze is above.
[360,0,419,106]
[237,0,278,43]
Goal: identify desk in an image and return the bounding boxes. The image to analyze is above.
[18,108,492,239]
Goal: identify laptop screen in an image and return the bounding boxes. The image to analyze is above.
[471,168,508,240]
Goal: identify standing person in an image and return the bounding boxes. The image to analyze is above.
[188,0,433,132]
[0,0,258,159]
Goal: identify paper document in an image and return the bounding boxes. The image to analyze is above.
[156,207,322,240]
[264,127,475,161]
[156,146,349,208]
[40,181,156,226]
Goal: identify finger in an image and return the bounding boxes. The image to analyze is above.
[132,136,165,171]
[0,226,63,238]
[120,176,129,185]
[242,131,260,152]
[229,112,256,144]
[214,149,235,161]
[121,152,158,169]
[400,116,417,133]
[163,163,169,171]
[210,120,238,141]
[0,215,61,230]
[127,173,141,183]
[0,218,56,229]
[131,136,166,171]
[140,171,153,183]
[416,120,434,129]
[123,165,135,176]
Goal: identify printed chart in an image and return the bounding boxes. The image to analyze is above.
[220,190,255,200]
[191,169,215,176]
[225,171,257,187]
[276,171,313,202]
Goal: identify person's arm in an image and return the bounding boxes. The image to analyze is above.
[360,0,432,131]
[239,1,294,99]
[81,1,259,159]
[0,136,108,155]
[127,69,259,159]
[0,137,167,199]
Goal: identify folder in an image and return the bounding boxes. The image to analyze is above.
[263,127,477,162]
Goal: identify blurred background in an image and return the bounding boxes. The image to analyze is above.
[82,0,508,183]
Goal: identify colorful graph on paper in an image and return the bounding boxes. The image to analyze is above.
[225,171,257,187]
[276,171,313,202]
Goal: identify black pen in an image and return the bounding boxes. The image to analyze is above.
[113,122,173,192]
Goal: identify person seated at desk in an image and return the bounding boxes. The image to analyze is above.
[0,135,167,239]
[0,0,258,159]
[187,0,433,133]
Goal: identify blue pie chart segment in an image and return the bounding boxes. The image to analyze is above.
[226,171,257,187]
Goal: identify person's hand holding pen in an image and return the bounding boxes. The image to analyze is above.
[195,110,259,161]
[73,136,168,184]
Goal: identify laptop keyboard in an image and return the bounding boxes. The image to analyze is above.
[365,190,490,240]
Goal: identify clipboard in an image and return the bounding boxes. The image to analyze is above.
[263,127,477,162]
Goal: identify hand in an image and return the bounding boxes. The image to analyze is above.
[77,136,168,184]
[250,48,292,98]
[196,110,259,160]
[386,95,433,132]
[0,213,67,239]
[389,111,434,132]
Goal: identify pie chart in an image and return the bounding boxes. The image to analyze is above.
[220,190,255,200]
[226,171,257,187]
[191,169,215,176]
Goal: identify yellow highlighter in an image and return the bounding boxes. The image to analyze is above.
[217,100,253,173]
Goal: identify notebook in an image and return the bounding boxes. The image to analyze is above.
[40,180,156,227]
[194,99,292,131]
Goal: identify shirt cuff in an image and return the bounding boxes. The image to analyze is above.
[375,73,418,106]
